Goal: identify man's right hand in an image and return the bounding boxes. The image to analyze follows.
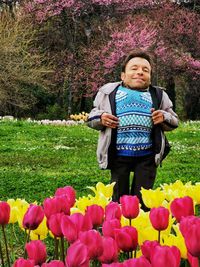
[101,113,119,128]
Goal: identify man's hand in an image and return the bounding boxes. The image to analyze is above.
[151,108,164,125]
[101,113,119,128]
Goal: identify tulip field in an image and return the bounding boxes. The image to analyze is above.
[0,119,200,266]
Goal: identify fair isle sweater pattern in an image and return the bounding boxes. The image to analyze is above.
[116,86,153,157]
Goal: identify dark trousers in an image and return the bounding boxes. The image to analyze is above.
[110,154,157,210]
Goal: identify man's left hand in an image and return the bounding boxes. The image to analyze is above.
[151,108,164,125]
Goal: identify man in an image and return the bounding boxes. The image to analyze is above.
[87,49,178,209]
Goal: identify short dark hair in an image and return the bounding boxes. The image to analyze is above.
[121,49,152,72]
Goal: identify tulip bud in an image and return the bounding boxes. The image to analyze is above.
[85,204,104,228]
[149,207,169,231]
[105,202,121,221]
[141,240,160,261]
[79,229,103,259]
[102,219,121,238]
[55,186,76,207]
[98,237,119,264]
[43,197,62,219]
[23,204,44,230]
[25,240,47,265]
[13,258,35,267]
[48,213,64,237]
[120,195,139,219]
[114,226,138,252]
[65,240,89,267]
[124,256,152,267]
[0,201,10,225]
[170,196,194,222]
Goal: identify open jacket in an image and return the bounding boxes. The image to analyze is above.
[87,82,179,169]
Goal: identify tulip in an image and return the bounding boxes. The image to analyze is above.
[13,258,35,267]
[70,212,92,232]
[124,256,152,267]
[105,202,121,221]
[65,240,89,267]
[170,196,194,222]
[56,195,71,215]
[98,237,119,263]
[114,226,138,253]
[187,252,200,267]
[42,260,65,267]
[102,263,124,267]
[141,240,160,261]
[79,229,103,259]
[23,204,44,230]
[25,240,47,265]
[149,207,169,242]
[55,186,76,207]
[48,213,64,237]
[43,197,62,219]
[88,182,115,199]
[102,219,121,238]
[180,216,200,257]
[120,195,139,220]
[85,204,104,228]
[141,187,165,208]
[0,201,10,225]
[31,217,48,240]
[150,245,181,267]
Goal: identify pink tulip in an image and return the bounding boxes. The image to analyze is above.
[56,195,71,215]
[180,216,200,257]
[149,207,169,231]
[0,201,10,225]
[105,202,121,221]
[120,195,139,219]
[85,204,104,228]
[70,213,92,232]
[102,263,124,267]
[141,240,160,261]
[114,226,138,252]
[61,215,78,243]
[25,240,47,265]
[42,260,65,267]
[48,213,64,237]
[124,256,152,267]
[98,237,119,263]
[13,258,35,267]
[23,204,44,230]
[43,197,62,219]
[102,219,121,238]
[79,229,103,259]
[65,240,89,267]
[150,245,181,267]
[55,186,76,207]
[170,196,194,222]
[187,252,200,267]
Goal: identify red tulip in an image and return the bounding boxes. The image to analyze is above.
[170,196,194,222]
[48,213,64,237]
[25,240,47,265]
[0,201,10,225]
[98,237,119,263]
[55,186,76,207]
[13,258,35,267]
[150,245,181,267]
[85,204,104,228]
[180,216,200,257]
[56,195,71,215]
[120,195,139,219]
[70,213,92,232]
[124,256,152,267]
[65,240,89,267]
[23,204,44,230]
[141,240,160,261]
[149,207,169,231]
[43,197,62,219]
[187,252,200,267]
[102,219,121,238]
[79,229,103,259]
[114,226,138,252]
[42,260,65,267]
[105,202,121,221]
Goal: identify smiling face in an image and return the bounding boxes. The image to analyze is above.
[121,57,151,90]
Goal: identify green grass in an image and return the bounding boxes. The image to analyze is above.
[0,120,199,203]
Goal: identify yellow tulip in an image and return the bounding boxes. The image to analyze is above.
[9,206,19,224]
[87,182,115,199]
[75,196,93,213]
[32,217,48,239]
[161,180,187,201]
[141,187,165,208]
[185,183,200,204]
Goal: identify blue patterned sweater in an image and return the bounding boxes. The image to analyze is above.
[116,85,153,157]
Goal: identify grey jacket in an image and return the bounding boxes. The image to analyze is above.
[87,82,179,169]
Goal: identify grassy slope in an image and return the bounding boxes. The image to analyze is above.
[0,120,199,203]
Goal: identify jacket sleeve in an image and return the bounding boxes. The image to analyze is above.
[159,91,179,131]
[87,91,106,131]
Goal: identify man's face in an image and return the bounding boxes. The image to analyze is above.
[121,57,151,89]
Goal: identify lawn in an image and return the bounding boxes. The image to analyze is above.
[0,120,199,203]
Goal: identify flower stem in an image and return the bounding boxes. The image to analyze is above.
[198,257,200,267]
[158,230,161,243]
[54,237,59,260]
[129,218,132,226]
[60,236,65,263]
[24,229,31,258]
[0,240,5,267]
[2,225,11,267]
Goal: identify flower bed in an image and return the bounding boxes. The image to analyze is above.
[0,180,200,266]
